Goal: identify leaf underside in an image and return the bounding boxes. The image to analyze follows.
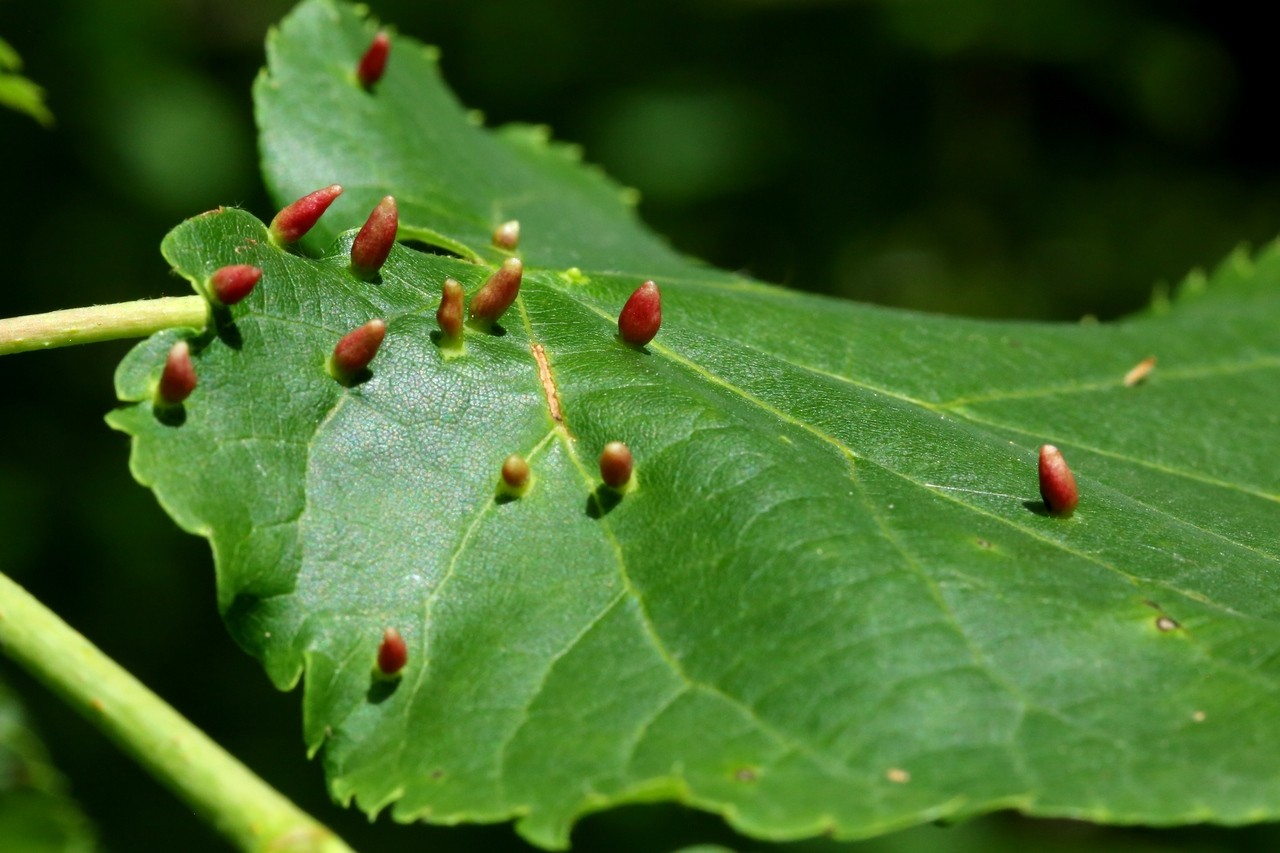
[109,0,1280,847]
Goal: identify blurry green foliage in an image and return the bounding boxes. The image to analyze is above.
[0,681,96,852]
[1,0,1279,851]
[0,35,53,126]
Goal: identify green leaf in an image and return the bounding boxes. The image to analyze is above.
[0,36,53,128]
[111,0,1280,847]
[0,679,98,853]
[254,0,687,276]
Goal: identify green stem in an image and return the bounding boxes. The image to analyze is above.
[0,296,209,356]
[0,572,356,853]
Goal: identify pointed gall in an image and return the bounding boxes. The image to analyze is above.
[1038,444,1079,516]
[208,264,262,307]
[436,278,464,339]
[599,441,633,490]
[269,184,343,245]
[376,627,407,676]
[330,319,387,380]
[618,280,661,347]
[157,340,196,406]
[350,195,398,279]
[492,220,520,251]
[501,454,530,490]
[357,31,390,88]
[468,257,522,324]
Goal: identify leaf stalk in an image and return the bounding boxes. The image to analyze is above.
[0,296,209,356]
[0,572,355,853]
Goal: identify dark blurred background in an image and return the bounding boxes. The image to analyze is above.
[1,0,1278,850]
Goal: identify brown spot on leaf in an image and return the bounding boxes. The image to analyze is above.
[531,343,562,423]
[1123,356,1157,387]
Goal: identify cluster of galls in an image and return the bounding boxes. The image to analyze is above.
[158,31,1082,686]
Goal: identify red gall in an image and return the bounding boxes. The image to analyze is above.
[357,31,390,88]
[208,264,262,307]
[436,278,464,339]
[330,319,387,380]
[350,195,398,279]
[1038,444,1079,516]
[599,441,633,490]
[468,257,522,324]
[269,184,343,245]
[618,280,661,347]
[377,627,407,676]
[156,340,196,406]
[492,220,520,251]
[501,454,530,490]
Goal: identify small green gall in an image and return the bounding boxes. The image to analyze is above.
[501,454,530,490]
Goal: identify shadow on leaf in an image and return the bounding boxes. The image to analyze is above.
[586,486,622,519]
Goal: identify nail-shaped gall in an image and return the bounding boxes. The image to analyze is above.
[599,441,633,490]
[437,278,464,339]
[1038,444,1079,516]
[330,319,387,381]
[357,31,390,88]
[269,184,343,245]
[502,454,530,490]
[492,220,520,250]
[350,196,398,279]
[618,280,661,347]
[377,627,407,677]
[208,264,262,307]
[469,257,522,324]
[157,340,196,406]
